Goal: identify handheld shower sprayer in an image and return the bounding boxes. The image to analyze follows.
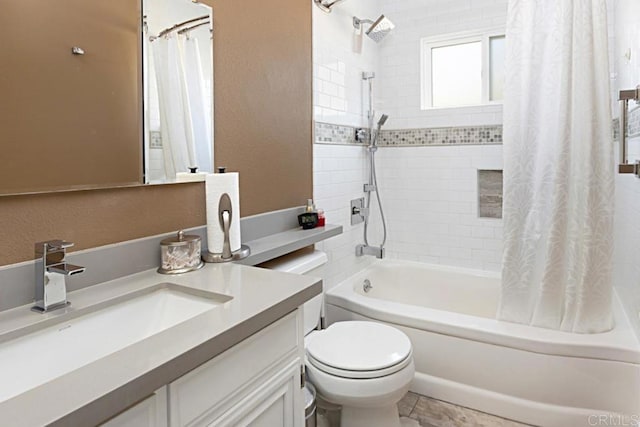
[370,114,388,148]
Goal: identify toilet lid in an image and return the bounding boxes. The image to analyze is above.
[305,321,412,373]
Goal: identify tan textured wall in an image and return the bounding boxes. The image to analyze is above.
[209,0,313,215]
[0,184,206,264]
[0,0,312,266]
[0,0,142,194]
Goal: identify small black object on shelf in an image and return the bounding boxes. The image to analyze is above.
[298,212,319,230]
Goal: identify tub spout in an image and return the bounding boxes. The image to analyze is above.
[356,244,385,259]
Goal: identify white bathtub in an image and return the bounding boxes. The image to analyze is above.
[324,260,640,427]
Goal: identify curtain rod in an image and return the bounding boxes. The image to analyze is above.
[156,15,209,38]
[177,21,210,35]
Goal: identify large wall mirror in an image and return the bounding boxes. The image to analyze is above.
[0,0,213,196]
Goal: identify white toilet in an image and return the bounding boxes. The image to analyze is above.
[262,250,415,427]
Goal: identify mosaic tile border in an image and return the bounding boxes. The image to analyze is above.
[630,106,640,137]
[149,130,163,148]
[315,121,360,145]
[316,114,637,147]
[314,121,503,146]
[379,125,502,146]
[614,107,640,141]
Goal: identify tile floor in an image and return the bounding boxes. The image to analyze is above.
[316,391,533,427]
[398,392,533,427]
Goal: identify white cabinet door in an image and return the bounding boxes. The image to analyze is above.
[101,387,168,427]
[209,359,303,427]
[168,311,303,427]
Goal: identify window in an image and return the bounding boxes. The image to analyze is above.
[421,30,505,109]
[489,35,506,101]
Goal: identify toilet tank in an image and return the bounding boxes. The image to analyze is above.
[259,249,328,335]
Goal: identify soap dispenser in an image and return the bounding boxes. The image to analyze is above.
[305,199,316,213]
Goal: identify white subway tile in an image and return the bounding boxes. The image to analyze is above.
[313,0,508,281]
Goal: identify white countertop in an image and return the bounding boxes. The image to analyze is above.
[0,263,321,426]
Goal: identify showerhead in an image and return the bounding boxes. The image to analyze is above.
[377,114,389,127]
[313,0,345,13]
[366,15,395,43]
[353,15,395,43]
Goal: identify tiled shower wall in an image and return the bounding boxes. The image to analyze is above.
[373,145,503,271]
[314,0,640,344]
[313,144,375,290]
[611,0,640,340]
[377,0,508,129]
[614,155,640,340]
[311,140,503,284]
[312,0,382,290]
[313,0,508,284]
[312,0,381,127]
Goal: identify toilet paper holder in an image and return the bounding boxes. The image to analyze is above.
[202,192,251,263]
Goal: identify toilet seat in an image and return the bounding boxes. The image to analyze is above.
[305,321,413,379]
[307,349,412,379]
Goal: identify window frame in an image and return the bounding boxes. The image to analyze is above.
[420,27,506,110]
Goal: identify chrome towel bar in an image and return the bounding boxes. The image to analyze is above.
[618,86,640,176]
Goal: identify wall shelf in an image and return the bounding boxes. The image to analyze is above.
[236,224,342,266]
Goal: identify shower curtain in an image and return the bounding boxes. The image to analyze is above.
[181,37,213,174]
[152,33,211,179]
[498,0,615,333]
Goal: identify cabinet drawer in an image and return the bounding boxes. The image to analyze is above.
[169,310,301,426]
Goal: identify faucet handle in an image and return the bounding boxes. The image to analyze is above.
[46,240,74,250]
[36,240,74,251]
[35,240,75,260]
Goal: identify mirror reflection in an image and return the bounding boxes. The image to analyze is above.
[143,0,214,183]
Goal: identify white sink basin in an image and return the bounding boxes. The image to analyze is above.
[0,284,231,402]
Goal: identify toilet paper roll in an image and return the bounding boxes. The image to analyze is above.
[206,172,242,254]
[176,172,208,182]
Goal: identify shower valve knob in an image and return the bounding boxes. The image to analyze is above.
[350,197,366,225]
[352,206,369,217]
[355,128,368,142]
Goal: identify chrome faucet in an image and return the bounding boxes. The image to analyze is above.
[32,240,86,313]
[356,244,385,259]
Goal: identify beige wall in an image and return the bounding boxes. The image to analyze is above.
[209,0,313,215]
[0,0,142,194]
[0,0,312,266]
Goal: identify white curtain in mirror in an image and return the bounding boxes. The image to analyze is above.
[499,0,614,333]
[151,33,212,179]
[181,37,213,174]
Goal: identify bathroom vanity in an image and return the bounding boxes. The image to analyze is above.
[0,263,320,426]
[106,311,302,427]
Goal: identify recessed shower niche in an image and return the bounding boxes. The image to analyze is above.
[478,170,503,219]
